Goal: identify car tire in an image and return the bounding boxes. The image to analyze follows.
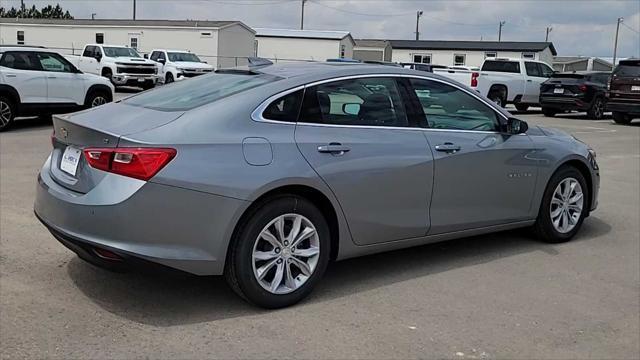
[165,73,174,84]
[225,195,330,308]
[612,111,632,124]
[515,104,529,112]
[102,68,114,84]
[533,166,589,243]
[0,96,16,132]
[587,97,605,119]
[85,90,111,108]
[542,108,556,117]
[488,90,506,108]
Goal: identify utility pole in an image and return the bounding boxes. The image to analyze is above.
[498,21,506,41]
[300,0,307,30]
[545,26,553,42]
[613,17,623,65]
[415,10,424,40]
[91,13,97,20]
[20,0,25,12]
[133,0,137,20]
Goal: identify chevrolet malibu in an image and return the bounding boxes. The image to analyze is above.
[35,63,600,308]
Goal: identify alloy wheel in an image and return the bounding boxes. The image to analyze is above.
[252,213,320,294]
[592,99,604,119]
[0,100,12,126]
[550,177,584,233]
[91,96,107,107]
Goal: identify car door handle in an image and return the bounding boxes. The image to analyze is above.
[435,143,461,153]
[47,76,57,79]
[527,79,533,82]
[318,143,350,155]
[5,74,17,78]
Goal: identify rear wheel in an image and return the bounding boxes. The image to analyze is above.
[587,97,605,119]
[515,104,529,112]
[0,96,16,132]
[542,108,557,117]
[612,111,632,124]
[488,89,506,108]
[534,166,589,243]
[225,196,330,308]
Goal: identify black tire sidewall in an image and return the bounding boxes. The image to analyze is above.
[230,196,330,308]
[85,91,109,108]
[165,73,174,83]
[489,92,506,108]
[588,97,604,119]
[535,167,589,243]
[612,112,631,124]
[0,96,16,131]
[542,108,556,117]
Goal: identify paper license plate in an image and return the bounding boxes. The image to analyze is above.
[553,88,564,94]
[60,146,82,176]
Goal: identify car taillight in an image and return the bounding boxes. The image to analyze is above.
[83,147,176,181]
[578,84,588,92]
[471,72,479,87]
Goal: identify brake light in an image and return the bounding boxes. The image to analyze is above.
[83,147,176,181]
[578,84,588,92]
[471,72,479,87]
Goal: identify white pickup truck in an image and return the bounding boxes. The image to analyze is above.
[473,58,555,111]
[146,49,213,84]
[65,44,159,90]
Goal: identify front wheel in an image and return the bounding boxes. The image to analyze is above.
[0,96,16,132]
[165,73,174,84]
[534,166,589,243]
[141,80,155,90]
[225,196,330,308]
[85,91,111,108]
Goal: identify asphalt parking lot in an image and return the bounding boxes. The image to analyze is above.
[1,104,639,359]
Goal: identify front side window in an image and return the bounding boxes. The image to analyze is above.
[262,90,303,122]
[150,51,160,61]
[82,46,95,57]
[525,62,542,77]
[37,52,73,72]
[454,54,466,66]
[539,63,554,77]
[125,72,280,111]
[103,46,140,58]
[300,77,408,127]
[0,51,42,71]
[410,78,499,131]
[17,31,24,45]
[413,54,431,64]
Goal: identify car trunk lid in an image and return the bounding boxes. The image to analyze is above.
[50,103,184,193]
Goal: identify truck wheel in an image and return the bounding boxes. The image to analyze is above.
[587,97,605,119]
[515,104,529,112]
[165,73,174,84]
[612,112,631,125]
[0,96,16,132]
[542,108,556,117]
[101,68,113,84]
[488,90,506,108]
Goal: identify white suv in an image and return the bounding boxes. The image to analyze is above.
[147,49,213,84]
[0,46,114,131]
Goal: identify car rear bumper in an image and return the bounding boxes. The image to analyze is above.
[606,101,640,114]
[540,96,591,111]
[34,156,248,275]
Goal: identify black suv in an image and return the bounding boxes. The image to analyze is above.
[540,71,610,119]
[607,59,640,124]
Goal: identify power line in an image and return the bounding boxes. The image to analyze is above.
[621,22,640,35]
[307,0,415,17]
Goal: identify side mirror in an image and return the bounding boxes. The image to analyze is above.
[202,61,208,64]
[506,117,528,134]
[158,58,166,65]
[342,103,361,115]
[95,55,102,62]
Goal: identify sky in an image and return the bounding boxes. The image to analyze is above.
[1,0,639,58]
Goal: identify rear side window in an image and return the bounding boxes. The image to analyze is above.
[299,77,409,127]
[0,51,42,71]
[481,60,520,73]
[125,73,280,111]
[614,64,640,77]
[262,90,303,122]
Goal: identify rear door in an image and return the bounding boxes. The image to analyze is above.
[0,51,48,104]
[407,77,539,234]
[294,76,434,245]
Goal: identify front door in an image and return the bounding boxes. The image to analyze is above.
[36,52,85,105]
[407,78,539,234]
[295,76,434,245]
[523,61,553,103]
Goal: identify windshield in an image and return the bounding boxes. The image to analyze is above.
[124,72,280,111]
[103,47,141,58]
[168,52,201,62]
[614,64,640,77]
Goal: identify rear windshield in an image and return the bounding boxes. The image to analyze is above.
[551,73,585,79]
[124,72,280,111]
[481,61,521,73]
[614,64,640,77]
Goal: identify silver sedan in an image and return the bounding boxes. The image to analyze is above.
[35,63,600,308]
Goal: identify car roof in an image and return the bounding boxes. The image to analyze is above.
[0,45,54,52]
[252,61,429,80]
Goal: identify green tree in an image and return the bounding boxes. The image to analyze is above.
[0,3,73,19]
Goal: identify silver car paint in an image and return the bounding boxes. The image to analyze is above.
[34,63,599,275]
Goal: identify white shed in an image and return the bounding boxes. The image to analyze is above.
[254,28,355,62]
[0,18,255,68]
[388,40,557,67]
